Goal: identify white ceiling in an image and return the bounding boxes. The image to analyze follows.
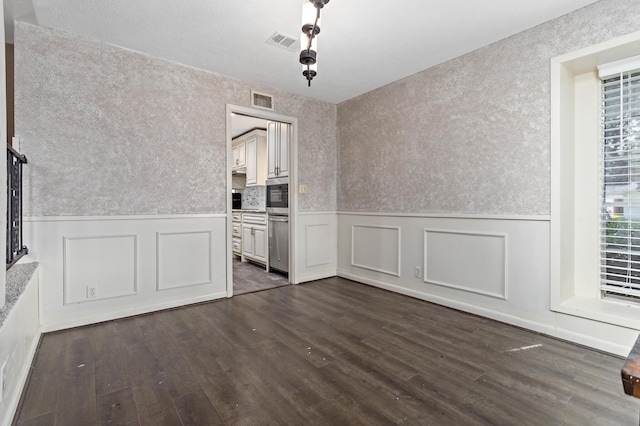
[4,0,600,104]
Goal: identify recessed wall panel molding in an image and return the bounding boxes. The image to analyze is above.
[424,229,507,300]
[352,225,401,277]
[156,231,212,291]
[305,224,330,267]
[63,235,137,304]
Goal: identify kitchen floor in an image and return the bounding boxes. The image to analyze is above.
[233,257,288,295]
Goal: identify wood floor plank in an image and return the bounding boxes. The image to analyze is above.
[92,322,130,397]
[12,277,640,425]
[15,412,56,426]
[122,341,179,423]
[14,331,68,421]
[137,406,183,426]
[145,336,201,400]
[195,362,264,422]
[173,389,225,425]
[54,368,97,425]
[15,370,61,421]
[134,312,172,343]
[97,387,139,425]
[53,329,97,425]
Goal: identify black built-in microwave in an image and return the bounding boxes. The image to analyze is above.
[266,177,288,215]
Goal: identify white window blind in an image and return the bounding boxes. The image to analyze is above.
[600,65,640,300]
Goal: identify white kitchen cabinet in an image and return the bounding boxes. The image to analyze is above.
[232,139,246,169]
[232,212,242,256]
[241,213,267,266]
[244,130,267,186]
[232,237,242,255]
[232,222,242,238]
[267,121,290,178]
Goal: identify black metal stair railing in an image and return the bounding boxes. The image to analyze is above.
[7,144,27,269]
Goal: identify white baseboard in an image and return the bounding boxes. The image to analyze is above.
[337,270,629,356]
[295,269,337,284]
[41,291,227,333]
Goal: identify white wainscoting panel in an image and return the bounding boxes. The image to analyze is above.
[64,235,137,304]
[295,212,337,283]
[424,229,507,299]
[337,213,640,356]
[305,224,330,267]
[24,215,227,331]
[351,224,401,277]
[157,231,212,290]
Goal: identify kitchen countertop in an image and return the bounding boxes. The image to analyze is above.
[233,209,266,213]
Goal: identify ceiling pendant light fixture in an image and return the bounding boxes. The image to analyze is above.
[300,0,329,87]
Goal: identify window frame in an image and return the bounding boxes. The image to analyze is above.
[551,30,640,329]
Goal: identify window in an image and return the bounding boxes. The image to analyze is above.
[599,60,640,301]
[551,31,640,330]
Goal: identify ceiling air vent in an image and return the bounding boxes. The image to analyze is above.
[266,32,299,52]
[251,91,274,111]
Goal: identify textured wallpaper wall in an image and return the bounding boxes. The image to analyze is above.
[337,0,640,216]
[14,21,337,216]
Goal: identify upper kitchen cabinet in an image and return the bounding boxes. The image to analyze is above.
[232,138,246,170]
[232,129,267,186]
[245,130,267,186]
[267,121,290,178]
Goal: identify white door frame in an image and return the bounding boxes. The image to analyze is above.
[225,104,298,297]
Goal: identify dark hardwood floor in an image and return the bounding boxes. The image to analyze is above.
[13,277,639,425]
[232,258,289,295]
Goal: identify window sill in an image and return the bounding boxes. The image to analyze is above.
[553,295,640,330]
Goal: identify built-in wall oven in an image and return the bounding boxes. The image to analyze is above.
[266,177,288,214]
[266,178,289,274]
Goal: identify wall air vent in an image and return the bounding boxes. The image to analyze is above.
[251,91,274,111]
[266,32,299,52]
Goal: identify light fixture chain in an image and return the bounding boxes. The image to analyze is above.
[300,0,328,87]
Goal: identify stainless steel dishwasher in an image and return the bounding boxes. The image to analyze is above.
[268,214,289,274]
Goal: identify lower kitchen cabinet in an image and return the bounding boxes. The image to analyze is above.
[232,237,242,255]
[241,212,267,266]
[232,212,242,256]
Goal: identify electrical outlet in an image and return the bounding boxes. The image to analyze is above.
[415,267,421,278]
[87,286,97,298]
[0,361,6,402]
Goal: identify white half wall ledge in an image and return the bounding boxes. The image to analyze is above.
[0,269,40,426]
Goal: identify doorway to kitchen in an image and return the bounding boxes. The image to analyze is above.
[226,104,297,296]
